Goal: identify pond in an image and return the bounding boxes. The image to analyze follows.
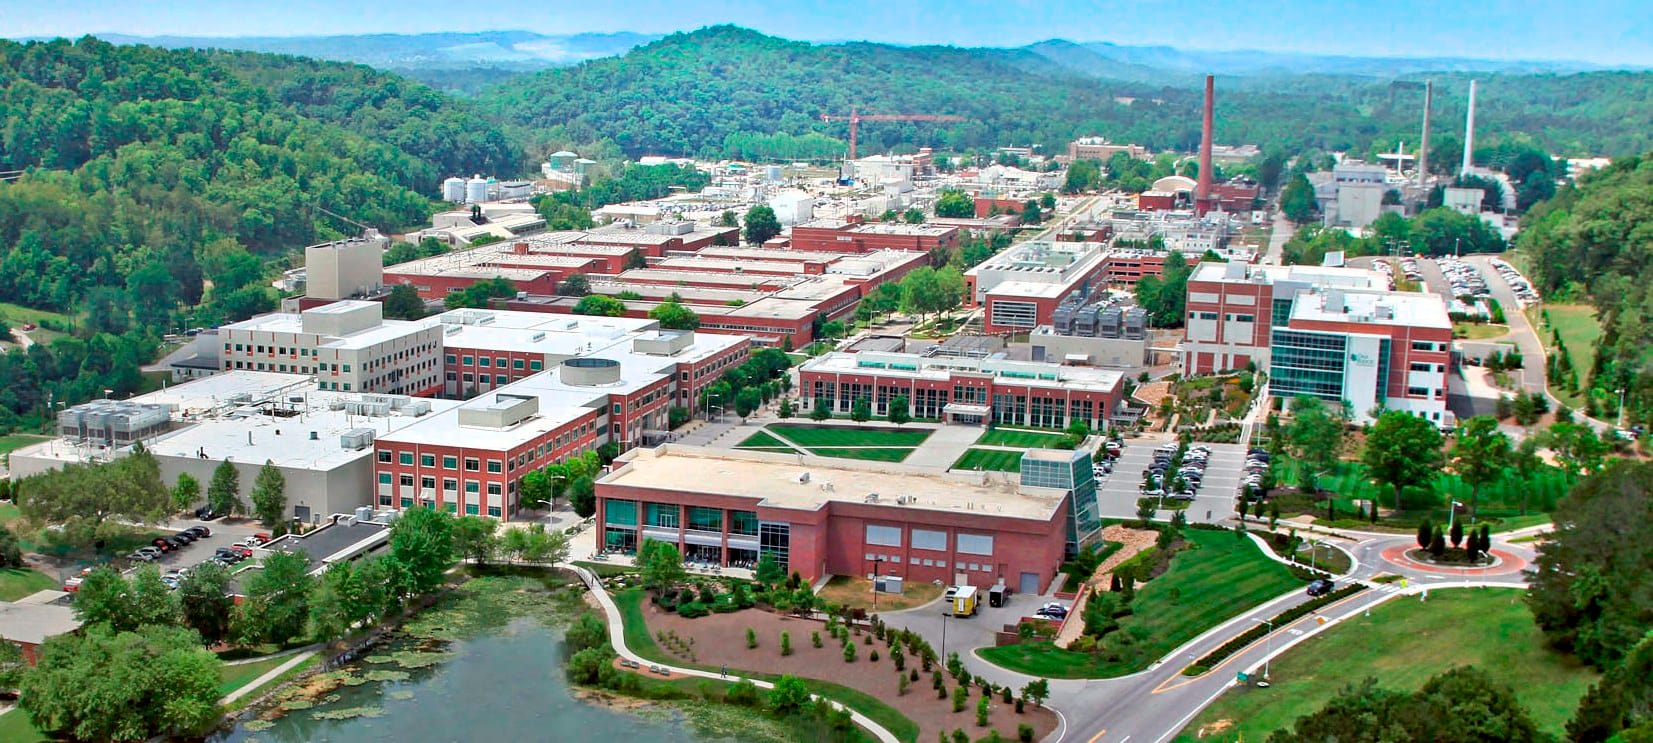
[212,574,741,743]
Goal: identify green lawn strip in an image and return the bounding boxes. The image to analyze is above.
[222,654,322,712]
[1452,322,1509,340]
[0,301,74,327]
[979,529,1300,678]
[613,589,919,742]
[1531,303,1602,407]
[0,567,59,601]
[801,447,914,463]
[216,655,295,696]
[976,427,1071,448]
[767,424,932,448]
[951,448,1024,472]
[736,430,796,449]
[0,433,50,457]
[1174,589,1597,742]
[574,560,637,578]
[0,709,48,743]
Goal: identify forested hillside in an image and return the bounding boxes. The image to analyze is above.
[481,26,1653,161]
[0,37,522,432]
[1515,154,1653,427]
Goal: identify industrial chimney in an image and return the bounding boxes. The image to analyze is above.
[1461,80,1477,177]
[1417,80,1432,186]
[1196,74,1215,216]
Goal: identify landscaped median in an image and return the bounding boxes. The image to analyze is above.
[735,423,933,463]
[1179,583,1366,677]
[977,526,1303,678]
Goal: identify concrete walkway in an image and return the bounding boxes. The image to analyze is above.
[903,424,983,469]
[563,563,901,743]
[219,649,319,706]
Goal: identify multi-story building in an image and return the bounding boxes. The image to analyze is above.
[371,324,750,520]
[1066,137,1148,163]
[595,445,1101,594]
[799,351,1124,429]
[219,301,444,396]
[966,241,1114,334]
[1178,261,1452,425]
[790,218,960,254]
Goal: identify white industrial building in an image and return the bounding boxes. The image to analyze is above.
[218,301,445,396]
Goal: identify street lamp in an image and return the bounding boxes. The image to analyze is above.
[1251,617,1275,681]
[870,556,884,611]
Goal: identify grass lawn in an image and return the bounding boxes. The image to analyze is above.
[735,430,796,450]
[1535,303,1603,407]
[799,447,914,462]
[0,710,47,743]
[1269,458,1572,529]
[0,433,49,457]
[0,301,73,327]
[1175,588,1598,742]
[0,567,58,601]
[613,588,919,742]
[975,427,1071,448]
[216,655,295,695]
[0,502,22,527]
[951,448,1024,472]
[766,424,932,449]
[222,654,322,712]
[979,529,1300,678]
[816,575,944,612]
[1453,322,1509,340]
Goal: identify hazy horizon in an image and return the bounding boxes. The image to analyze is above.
[5,0,1650,66]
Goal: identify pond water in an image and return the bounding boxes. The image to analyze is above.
[213,614,730,742]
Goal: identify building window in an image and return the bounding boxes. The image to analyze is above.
[957,533,994,556]
[465,458,480,471]
[495,375,507,385]
[687,506,722,532]
[398,452,414,465]
[865,524,902,547]
[487,460,502,473]
[446,354,457,364]
[513,359,525,370]
[646,503,680,528]
[421,454,436,467]
[399,474,414,487]
[465,480,480,494]
[377,450,392,463]
[378,473,392,485]
[496,357,507,368]
[444,478,457,492]
[487,483,502,495]
[911,529,947,551]
[759,522,790,566]
[530,360,543,371]
[463,356,474,365]
[988,300,1038,329]
[443,455,458,469]
[729,510,759,537]
[479,357,490,367]
[421,476,435,490]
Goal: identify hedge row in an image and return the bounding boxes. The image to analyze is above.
[1181,584,1367,676]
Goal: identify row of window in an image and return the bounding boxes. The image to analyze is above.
[863,553,995,571]
[227,343,318,356]
[445,353,544,372]
[378,472,504,496]
[378,495,501,518]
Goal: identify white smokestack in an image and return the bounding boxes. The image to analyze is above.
[1461,80,1477,177]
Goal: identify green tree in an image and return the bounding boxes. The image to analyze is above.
[1568,632,1653,742]
[177,561,234,645]
[383,283,428,320]
[755,552,785,587]
[888,395,911,425]
[1270,667,1539,743]
[1280,172,1317,223]
[236,549,314,645]
[639,539,688,596]
[778,398,794,418]
[389,506,455,596]
[935,189,973,218]
[1528,460,1653,668]
[743,205,782,245]
[452,515,500,565]
[573,294,627,317]
[307,561,354,643]
[1362,410,1444,511]
[1020,200,1044,225]
[71,568,138,631]
[520,468,553,511]
[171,472,201,514]
[811,398,832,421]
[568,475,597,518]
[1449,416,1511,521]
[557,273,592,297]
[767,674,811,714]
[251,459,287,527]
[904,207,926,224]
[16,444,171,548]
[1285,396,1345,493]
[1022,678,1050,708]
[126,564,182,629]
[443,276,517,310]
[735,386,762,417]
[649,298,701,330]
[850,397,872,423]
[208,459,244,516]
[20,624,220,742]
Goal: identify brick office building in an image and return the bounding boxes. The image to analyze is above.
[966,241,1115,334]
[790,218,960,254]
[596,446,1105,594]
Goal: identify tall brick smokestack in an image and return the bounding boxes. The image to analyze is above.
[1197,74,1214,215]
[1417,80,1432,186]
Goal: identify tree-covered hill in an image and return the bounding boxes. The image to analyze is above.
[480,25,1653,161]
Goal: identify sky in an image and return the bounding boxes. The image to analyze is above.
[5,0,1651,66]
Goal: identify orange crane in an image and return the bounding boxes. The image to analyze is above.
[819,109,965,160]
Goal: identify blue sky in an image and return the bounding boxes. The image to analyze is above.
[5,0,1650,65]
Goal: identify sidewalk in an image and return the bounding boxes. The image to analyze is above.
[219,649,318,706]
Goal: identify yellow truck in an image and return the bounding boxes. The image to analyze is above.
[950,586,979,617]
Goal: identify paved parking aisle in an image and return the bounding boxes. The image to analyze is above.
[1092,440,1242,524]
[141,518,267,573]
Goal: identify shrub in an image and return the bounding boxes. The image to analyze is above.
[870,649,880,662]
[933,670,944,689]
[899,673,911,696]
[725,679,760,707]
[976,695,991,726]
[911,668,920,682]
[676,601,709,619]
[711,600,740,614]
[1018,724,1035,743]
[781,632,792,656]
[746,627,758,649]
[952,730,969,743]
[938,683,948,699]
[844,642,856,663]
[953,684,969,712]
[1186,584,1365,672]
[1002,685,1014,704]
[1015,698,1025,714]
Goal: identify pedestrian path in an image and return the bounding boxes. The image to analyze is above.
[219,649,319,706]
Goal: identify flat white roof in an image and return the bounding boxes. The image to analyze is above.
[221,313,436,351]
[1291,289,1452,330]
[801,351,1123,393]
[605,445,1065,520]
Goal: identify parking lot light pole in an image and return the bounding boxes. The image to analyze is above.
[1252,617,1275,681]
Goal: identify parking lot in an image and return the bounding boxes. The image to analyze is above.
[132,517,267,575]
[1093,439,1241,525]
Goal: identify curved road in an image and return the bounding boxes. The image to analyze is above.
[883,524,1539,743]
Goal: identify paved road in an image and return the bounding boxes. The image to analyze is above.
[1094,438,1242,525]
[1262,212,1291,265]
[1461,256,1547,395]
[881,522,1538,743]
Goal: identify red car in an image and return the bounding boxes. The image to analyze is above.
[151,537,176,553]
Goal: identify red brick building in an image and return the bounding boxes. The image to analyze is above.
[790,218,959,254]
[596,446,1076,593]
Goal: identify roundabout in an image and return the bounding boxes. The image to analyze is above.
[1380,544,1529,576]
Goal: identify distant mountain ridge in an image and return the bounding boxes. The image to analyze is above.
[79,30,662,69]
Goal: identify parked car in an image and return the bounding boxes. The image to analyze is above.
[129,549,158,563]
[184,526,211,538]
[163,535,189,550]
[150,538,175,553]
[172,531,197,544]
[1306,578,1335,597]
[194,506,219,521]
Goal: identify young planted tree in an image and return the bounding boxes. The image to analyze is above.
[850,397,872,423]
[810,397,833,421]
[1362,410,1445,512]
[171,473,200,513]
[1285,396,1346,494]
[1417,520,1434,550]
[887,395,911,426]
[208,459,244,516]
[251,459,287,528]
[1449,416,1512,521]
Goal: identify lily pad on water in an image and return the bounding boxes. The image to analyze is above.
[310,706,386,721]
[365,669,411,682]
[279,700,314,711]
[367,650,454,669]
[389,690,415,700]
[244,720,275,732]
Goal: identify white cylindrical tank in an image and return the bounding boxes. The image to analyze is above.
[465,175,488,204]
[442,177,466,202]
[765,164,783,182]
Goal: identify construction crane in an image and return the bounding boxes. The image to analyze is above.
[819,109,965,161]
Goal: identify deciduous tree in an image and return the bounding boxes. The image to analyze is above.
[208,459,244,517]
[251,459,287,528]
[236,549,314,645]
[743,205,782,244]
[1363,410,1444,511]
[1449,416,1510,520]
[389,506,455,595]
[20,624,220,742]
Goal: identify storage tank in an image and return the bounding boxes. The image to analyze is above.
[765,164,783,182]
[442,177,466,203]
[465,175,488,204]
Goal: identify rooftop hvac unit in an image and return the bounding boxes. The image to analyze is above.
[344,401,391,417]
[227,393,252,404]
[1074,304,1102,337]
[1052,303,1078,335]
[1123,308,1148,340]
[405,400,432,417]
[1099,307,1124,339]
[328,400,346,411]
[339,428,376,450]
[354,506,374,523]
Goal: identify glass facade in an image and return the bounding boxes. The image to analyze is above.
[1269,329,1349,402]
[759,522,791,567]
[604,499,638,527]
[1020,450,1101,551]
[1271,297,1295,327]
[645,503,679,529]
[687,506,722,532]
[729,510,759,537]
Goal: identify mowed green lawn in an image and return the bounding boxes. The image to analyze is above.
[1538,303,1604,406]
[0,710,48,743]
[767,424,932,448]
[975,427,1071,448]
[0,433,50,457]
[1176,589,1597,742]
[216,654,295,695]
[952,448,1024,472]
[734,430,796,450]
[979,529,1300,678]
[0,567,58,601]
